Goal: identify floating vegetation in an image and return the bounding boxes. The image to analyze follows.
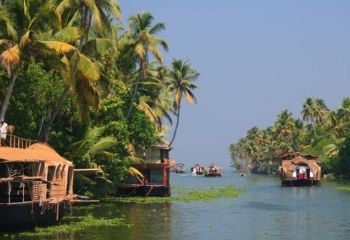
[15,215,130,238]
[336,186,350,191]
[104,185,242,204]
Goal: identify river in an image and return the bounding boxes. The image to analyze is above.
[2,171,350,240]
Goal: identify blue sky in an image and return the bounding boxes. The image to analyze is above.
[120,0,350,169]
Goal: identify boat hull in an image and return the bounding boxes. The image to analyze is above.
[281,179,320,186]
[0,201,66,229]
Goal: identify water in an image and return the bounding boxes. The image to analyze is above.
[2,171,350,240]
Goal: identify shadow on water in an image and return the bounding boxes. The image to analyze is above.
[2,172,350,240]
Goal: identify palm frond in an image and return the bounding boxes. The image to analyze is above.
[39,40,77,54]
[0,45,20,73]
[77,53,100,81]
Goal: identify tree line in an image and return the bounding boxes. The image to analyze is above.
[230,97,350,177]
[0,0,199,196]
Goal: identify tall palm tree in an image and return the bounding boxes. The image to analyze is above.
[168,59,199,146]
[301,97,315,123]
[0,0,78,122]
[38,0,121,141]
[126,11,168,119]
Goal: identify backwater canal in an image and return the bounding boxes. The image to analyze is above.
[2,171,350,240]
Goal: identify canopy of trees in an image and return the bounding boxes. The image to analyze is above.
[230,97,350,177]
[0,0,199,196]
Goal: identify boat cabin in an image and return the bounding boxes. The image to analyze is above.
[0,134,74,227]
[279,152,321,186]
[118,144,172,197]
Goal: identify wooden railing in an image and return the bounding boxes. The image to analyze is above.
[0,134,37,148]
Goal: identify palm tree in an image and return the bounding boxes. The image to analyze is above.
[126,11,168,119]
[301,97,315,123]
[38,0,122,141]
[0,0,77,122]
[168,59,199,146]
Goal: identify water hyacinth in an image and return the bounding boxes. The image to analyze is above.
[104,185,242,204]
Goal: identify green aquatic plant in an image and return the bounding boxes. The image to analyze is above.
[336,186,350,191]
[17,215,130,237]
[105,185,242,204]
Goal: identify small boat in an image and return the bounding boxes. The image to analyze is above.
[175,163,186,173]
[204,164,222,177]
[191,164,205,175]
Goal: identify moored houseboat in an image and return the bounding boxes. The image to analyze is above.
[279,152,321,186]
[118,144,172,197]
[204,164,222,177]
[175,163,185,173]
[0,134,75,228]
[191,164,205,175]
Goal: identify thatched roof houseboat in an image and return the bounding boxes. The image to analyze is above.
[118,144,172,197]
[279,152,321,186]
[175,163,185,173]
[0,134,75,228]
[204,164,222,177]
[191,164,205,175]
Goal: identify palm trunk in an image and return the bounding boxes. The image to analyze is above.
[0,66,21,122]
[37,7,91,142]
[38,86,70,141]
[169,105,181,146]
[127,56,148,119]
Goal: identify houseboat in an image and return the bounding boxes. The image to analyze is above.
[279,152,321,186]
[175,163,186,173]
[0,134,75,228]
[191,164,205,175]
[118,144,172,197]
[204,164,222,177]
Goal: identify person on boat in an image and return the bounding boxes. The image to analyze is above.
[0,121,8,140]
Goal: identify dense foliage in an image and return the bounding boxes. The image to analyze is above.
[0,0,199,196]
[230,97,350,176]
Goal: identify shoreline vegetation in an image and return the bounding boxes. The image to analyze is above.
[230,97,350,179]
[0,1,199,197]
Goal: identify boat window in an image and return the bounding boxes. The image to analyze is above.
[149,169,163,184]
[125,175,139,184]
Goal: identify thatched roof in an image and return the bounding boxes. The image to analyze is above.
[279,152,318,160]
[0,143,72,166]
[281,156,320,171]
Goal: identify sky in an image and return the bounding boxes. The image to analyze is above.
[120,0,350,169]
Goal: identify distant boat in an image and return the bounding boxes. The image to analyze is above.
[175,163,186,173]
[191,164,205,175]
[204,164,222,177]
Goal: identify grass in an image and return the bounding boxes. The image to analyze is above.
[103,185,242,204]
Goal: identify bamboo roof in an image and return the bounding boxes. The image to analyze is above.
[0,143,72,165]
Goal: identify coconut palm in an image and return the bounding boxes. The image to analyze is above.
[168,59,199,146]
[0,0,78,122]
[126,11,169,119]
[38,0,122,141]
